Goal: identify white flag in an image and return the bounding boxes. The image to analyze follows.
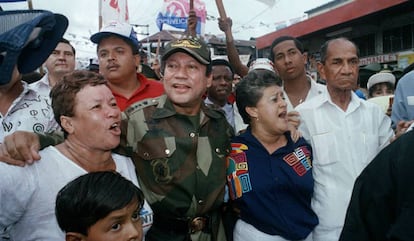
[100,0,129,26]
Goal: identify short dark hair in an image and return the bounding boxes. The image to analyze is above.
[236,69,282,125]
[269,36,304,62]
[60,38,76,56]
[319,37,359,64]
[50,70,108,138]
[211,59,234,76]
[55,171,145,236]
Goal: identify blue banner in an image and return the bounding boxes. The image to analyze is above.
[156,13,187,31]
[156,12,202,34]
[156,0,206,35]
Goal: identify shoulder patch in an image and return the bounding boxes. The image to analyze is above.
[124,96,165,116]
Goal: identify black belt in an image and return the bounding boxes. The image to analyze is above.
[153,214,211,234]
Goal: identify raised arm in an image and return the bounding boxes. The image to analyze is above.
[187,9,197,38]
[218,17,249,77]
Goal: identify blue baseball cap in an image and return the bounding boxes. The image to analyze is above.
[0,10,68,85]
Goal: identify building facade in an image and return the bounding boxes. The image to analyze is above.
[255,0,414,85]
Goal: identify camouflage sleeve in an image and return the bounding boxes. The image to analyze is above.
[113,96,166,157]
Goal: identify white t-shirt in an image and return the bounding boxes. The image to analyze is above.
[0,146,153,241]
[296,91,394,241]
[284,77,326,111]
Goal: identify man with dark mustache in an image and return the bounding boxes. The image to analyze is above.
[90,21,164,111]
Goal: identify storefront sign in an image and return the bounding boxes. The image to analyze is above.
[359,54,397,65]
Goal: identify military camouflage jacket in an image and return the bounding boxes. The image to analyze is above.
[118,95,233,241]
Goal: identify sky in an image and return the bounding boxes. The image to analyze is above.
[1,0,332,60]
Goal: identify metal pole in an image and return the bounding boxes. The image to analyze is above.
[27,0,33,10]
[147,24,150,61]
[98,0,102,30]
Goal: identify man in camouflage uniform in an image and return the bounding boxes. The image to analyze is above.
[118,37,233,241]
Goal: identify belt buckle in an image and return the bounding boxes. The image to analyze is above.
[189,217,206,234]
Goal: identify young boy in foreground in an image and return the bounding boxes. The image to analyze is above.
[55,171,145,241]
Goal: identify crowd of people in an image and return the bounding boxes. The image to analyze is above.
[1,6,414,241]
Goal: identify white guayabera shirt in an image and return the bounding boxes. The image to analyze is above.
[296,90,394,241]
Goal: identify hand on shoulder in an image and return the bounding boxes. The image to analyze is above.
[0,131,41,166]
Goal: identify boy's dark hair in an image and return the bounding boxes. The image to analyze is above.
[236,69,282,125]
[269,36,304,62]
[55,171,145,235]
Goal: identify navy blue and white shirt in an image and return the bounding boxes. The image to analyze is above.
[226,128,318,240]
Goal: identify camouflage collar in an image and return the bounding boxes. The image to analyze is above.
[152,97,224,120]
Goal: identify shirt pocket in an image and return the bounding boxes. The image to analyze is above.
[407,96,414,106]
[311,132,338,166]
[136,137,178,184]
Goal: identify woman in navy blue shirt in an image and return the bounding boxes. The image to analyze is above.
[226,69,318,241]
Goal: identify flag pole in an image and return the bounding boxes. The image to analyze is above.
[27,0,33,10]
[98,0,102,30]
[155,34,161,62]
[156,34,161,57]
[215,0,227,20]
[187,0,196,38]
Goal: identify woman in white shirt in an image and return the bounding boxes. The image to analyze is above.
[0,70,153,241]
